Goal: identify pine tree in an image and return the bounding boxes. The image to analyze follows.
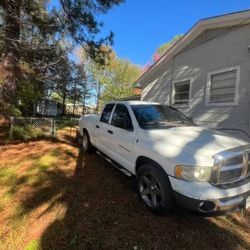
[0,0,123,115]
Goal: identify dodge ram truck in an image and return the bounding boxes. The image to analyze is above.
[79,101,250,214]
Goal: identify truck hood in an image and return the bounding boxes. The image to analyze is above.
[144,126,249,165]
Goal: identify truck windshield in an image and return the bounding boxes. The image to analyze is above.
[131,105,194,129]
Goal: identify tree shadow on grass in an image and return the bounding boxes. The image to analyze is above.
[14,146,250,250]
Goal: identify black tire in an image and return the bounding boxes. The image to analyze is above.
[76,131,82,145]
[137,163,176,214]
[82,130,92,153]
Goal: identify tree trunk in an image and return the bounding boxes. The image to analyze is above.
[82,89,86,115]
[62,87,67,116]
[72,81,77,116]
[95,83,100,112]
[0,0,21,105]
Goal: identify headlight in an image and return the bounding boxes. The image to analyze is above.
[175,165,212,182]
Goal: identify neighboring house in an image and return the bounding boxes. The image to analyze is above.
[37,99,59,116]
[37,101,95,116]
[136,10,250,139]
[66,103,95,116]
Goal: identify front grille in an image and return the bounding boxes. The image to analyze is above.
[219,168,242,183]
[211,146,250,186]
[217,175,250,189]
[224,155,243,166]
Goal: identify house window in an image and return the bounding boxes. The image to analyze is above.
[173,80,191,105]
[206,66,240,106]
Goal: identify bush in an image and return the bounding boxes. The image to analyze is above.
[3,104,22,117]
[10,125,46,141]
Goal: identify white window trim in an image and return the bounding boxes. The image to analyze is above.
[205,66,240,107]
[172,78,192,107]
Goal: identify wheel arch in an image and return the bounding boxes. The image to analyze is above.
[82,127,88,134]
[82,127,90,137]
[135,156,166,175]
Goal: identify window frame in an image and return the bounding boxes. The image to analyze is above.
[205,66,240,107]
[111,104,134,132]
[100,103,115,124]
[172,78,192,107]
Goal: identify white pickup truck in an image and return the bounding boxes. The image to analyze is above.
[79,101,250,214]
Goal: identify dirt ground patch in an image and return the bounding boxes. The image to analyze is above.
[0,138,249,249]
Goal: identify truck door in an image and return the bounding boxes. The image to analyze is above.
[94,103,116,156]
[108,104,136,172]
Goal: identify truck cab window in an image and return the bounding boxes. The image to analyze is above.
[111,104,133,131]
[131,105,194,129]
[100,104,115,123]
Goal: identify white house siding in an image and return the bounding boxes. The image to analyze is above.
[141,24,250,137]
[141,60,173,104]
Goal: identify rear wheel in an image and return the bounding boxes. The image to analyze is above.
[137,164,176,214]
[82,130,92,153]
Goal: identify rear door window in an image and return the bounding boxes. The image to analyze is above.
[100,104,115,123]
[111,104,133,131]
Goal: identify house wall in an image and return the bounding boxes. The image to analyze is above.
[141,24,250,136]
[141,60,173,104]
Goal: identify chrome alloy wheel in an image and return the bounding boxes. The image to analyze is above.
[139,173,164,208]
[82,133,88,151]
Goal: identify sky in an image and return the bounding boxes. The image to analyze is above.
[50,0,250,66]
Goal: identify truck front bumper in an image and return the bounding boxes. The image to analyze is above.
[174,190,249,214]
[169,176,250,213]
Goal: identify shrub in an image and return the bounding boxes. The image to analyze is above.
[3,104,22,117]
[10,125,46,141]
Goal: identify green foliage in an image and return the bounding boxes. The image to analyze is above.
[0,0,124,116]
[101,58,141,102]
[54,0,123,47]
[88,48,141,108]
[24,240,40,250]
[51,92,63,104]
[11,125,45,141]
[5,104,22,117]
[0,168,17,187]
[156,35,183,56]
[65,62,89,115]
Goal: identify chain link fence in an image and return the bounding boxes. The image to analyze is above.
[10,117,79,139]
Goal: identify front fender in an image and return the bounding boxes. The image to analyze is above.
[134,137,213,176]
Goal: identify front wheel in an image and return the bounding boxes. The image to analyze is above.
[82,130,92,153]
[137,164,176,214]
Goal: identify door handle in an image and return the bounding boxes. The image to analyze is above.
[96,125,100,128]
[107,130,113,134]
